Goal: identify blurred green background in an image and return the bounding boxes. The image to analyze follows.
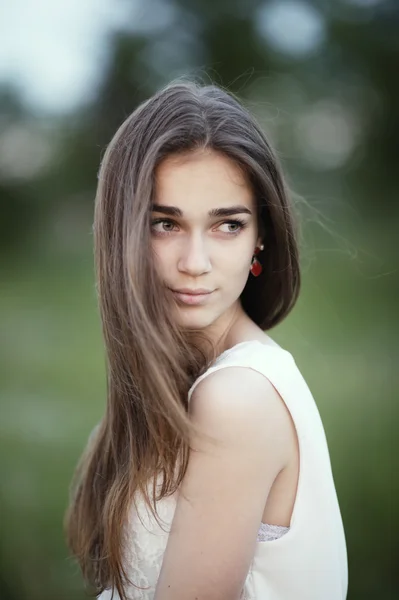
[0,0,397,598]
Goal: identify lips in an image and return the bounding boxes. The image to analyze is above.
[171,289,214,306]
[172,288,213,295]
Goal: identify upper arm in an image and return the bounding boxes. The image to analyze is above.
[154,366,291,600]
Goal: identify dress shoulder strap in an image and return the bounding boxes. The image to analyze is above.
[188,340,295,403]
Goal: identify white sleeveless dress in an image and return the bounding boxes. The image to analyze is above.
[98,340,348,599]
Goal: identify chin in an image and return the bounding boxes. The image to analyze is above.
[177,317,213,331]
[174,310,216,331]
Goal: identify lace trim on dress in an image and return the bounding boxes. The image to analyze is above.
[256,522,290,542]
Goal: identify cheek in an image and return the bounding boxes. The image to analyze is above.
[217,256,252,299]
[150,257,165,285]
[222,251,252,274]
[151,243,170,269]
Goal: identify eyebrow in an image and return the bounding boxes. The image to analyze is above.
[151,204,252,218]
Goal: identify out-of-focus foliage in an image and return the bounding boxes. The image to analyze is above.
[0,1,397,599]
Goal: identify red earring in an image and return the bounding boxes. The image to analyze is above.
[250,244,264,277]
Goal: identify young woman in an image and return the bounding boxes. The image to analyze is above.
[65,79,348,600]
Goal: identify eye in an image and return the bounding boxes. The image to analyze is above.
[150,218,178,235]
[217,219,247,234]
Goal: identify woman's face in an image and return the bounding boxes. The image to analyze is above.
[151,149,262,333]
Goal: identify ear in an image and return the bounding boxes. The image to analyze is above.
[256,235,263,249]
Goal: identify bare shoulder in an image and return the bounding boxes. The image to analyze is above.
[189,366,293,466]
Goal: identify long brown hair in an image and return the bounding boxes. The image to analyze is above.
[64,78,301,599]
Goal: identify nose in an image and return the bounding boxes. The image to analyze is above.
[177,235,211,276]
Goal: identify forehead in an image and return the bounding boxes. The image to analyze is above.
[154,149,254,211]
